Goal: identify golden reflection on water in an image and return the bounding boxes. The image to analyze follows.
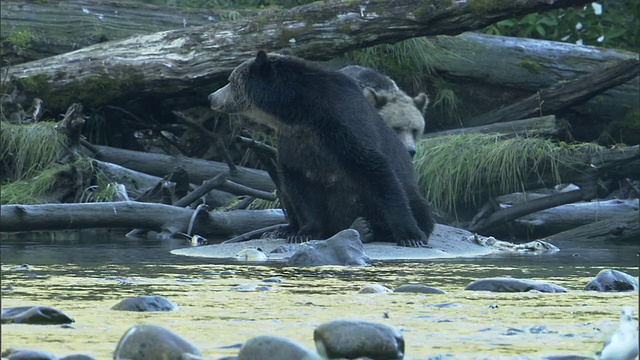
[1,262,638,359]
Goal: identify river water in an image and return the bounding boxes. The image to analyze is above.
[1,230,638,359]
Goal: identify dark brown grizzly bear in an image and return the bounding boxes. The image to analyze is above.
[209,51,435,247]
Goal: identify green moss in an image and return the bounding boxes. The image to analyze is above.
[519,58,544,72]
[468,0,509,13]
[15,68,145,112]
[4,29,33,49]
[413,5,433,22]
[337,22,353,33]
[277,26,308,47]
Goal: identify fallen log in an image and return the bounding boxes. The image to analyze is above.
[507,198,639,239]
[463,145,640,233]
[0,202,286,238]
[2,0,593,112]
[469,187,600,233]
[424,33,639,141]
[422,115,559,139]
[0,0,245,62]
[90,144,276,193]
[542,211,639,244]
[467,58,640,126]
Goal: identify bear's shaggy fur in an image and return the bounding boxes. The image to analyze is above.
[209,51,435,247]
[339,65,428,157]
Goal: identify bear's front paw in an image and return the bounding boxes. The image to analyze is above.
[397,234,429,248]
[263,224,298,239]
[287,234,312,244]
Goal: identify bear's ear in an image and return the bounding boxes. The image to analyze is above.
[256,50,268,63]
[364,88,387,109]
[253,50,272,75]
[414,93,429,114]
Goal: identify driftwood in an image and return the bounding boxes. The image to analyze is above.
[467,58,640,126]
[543,211,639,244]
[2,0,593,111]
[422,115,559,139]
[0,202,285,238]
[505,198,639,238]
[465,145,640,233]
[90,144,275,193]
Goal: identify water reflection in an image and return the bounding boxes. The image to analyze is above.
[1,230,638,359]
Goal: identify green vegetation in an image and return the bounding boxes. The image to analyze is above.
[1,162,71,205]
[483,0,639,51]
[0,122,120,204]
[413,134,602,217]
[342,37,462,121]
[0,121,67,180]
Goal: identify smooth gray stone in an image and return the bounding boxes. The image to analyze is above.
[584,269,638,292]
[113,324,202,360]
[465,278,567,293]
[394,284,446,294]
[314,320,404,360]
[1,306,74,325]
[3,349,59,360]
[111,295,179,312]
[237,336,321,360]
[286,229,371,267]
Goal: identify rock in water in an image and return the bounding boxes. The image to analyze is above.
[114,324,202,360]
[286,229,371,267]
[314,320,404,359]
[238,336,322,360]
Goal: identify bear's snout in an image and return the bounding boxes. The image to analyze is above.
[209,84,232,112]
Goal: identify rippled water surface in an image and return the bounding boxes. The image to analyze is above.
[1,231,638,359]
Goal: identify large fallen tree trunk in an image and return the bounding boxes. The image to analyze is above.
[0,1,221,62]
[0,202,285,238]
[424,33,639,139]
[2,0,593,111]
[467,58,640,126]
[422,115,560,139]
[0,1,250,62]
[504,198,639,239]
[542,211,639,244]
[90,144,276,193]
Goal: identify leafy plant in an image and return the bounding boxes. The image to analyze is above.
[483,1,639,51]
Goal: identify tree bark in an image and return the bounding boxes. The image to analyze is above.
[0,0,245,62]
[90,144,276,193]
[422,115,559,139]
[542,211,639,243]
[423,33,639,139]
[3,0,593,109]
[507,199,639,238]
[467,58,640,126]
[0,202,285,237]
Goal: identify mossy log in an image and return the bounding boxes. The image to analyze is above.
[0,202,286,238]
[0,0,245,62]
[2,0,593,111]
[425,33,639,142]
